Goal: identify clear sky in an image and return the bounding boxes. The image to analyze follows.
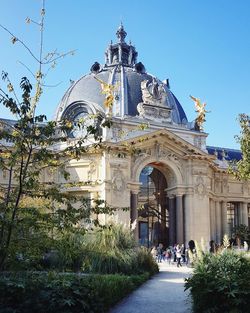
[0,0,249,149]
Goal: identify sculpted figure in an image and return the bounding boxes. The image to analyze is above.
[190,95,210,131]
[141,78,167,106]
[94,76,117,111]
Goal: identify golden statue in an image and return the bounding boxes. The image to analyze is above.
[94,76,117,111]
[190,95,210,131]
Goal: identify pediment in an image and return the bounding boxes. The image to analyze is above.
[109,129,214,160]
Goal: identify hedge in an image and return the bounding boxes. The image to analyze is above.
[0,271,151,313]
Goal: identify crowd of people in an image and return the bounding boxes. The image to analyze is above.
[150,238,249,267]
[150,243,192,267]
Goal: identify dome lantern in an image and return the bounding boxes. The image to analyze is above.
[105,24,138,67]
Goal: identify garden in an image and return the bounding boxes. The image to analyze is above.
[0,223,158,312]
[185,235,250,313]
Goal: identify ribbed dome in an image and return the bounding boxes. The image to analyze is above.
[55,25,188,125]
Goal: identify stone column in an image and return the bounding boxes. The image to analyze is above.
[184,193,193,246]
[130,191,139,241]
[242,202,248,226]
[168,196,176,245]
[221,201,228,237]
[176,194,184,244]
[128,182,141,243]
[215,201,222,244]
[210,199,216,240]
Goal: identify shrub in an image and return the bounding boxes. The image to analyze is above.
[185,250,250,313]
[82,224,158,275]
[0,271,150,313]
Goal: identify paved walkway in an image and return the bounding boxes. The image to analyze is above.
[109,263,193,313]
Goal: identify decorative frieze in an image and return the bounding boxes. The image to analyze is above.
[137,102,172,123]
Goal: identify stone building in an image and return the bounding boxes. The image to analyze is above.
[53,25,250,247]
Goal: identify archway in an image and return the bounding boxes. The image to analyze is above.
[138,165,169,247]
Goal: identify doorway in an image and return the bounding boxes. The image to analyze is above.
[138,165,169,248]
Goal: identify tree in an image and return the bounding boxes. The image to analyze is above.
[0,2,112,270]
[231,114,250,180]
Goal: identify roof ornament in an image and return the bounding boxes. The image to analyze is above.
[90,62,101,73]
[190,95,210,131]
[116,23,127,43]
[94,76,119,116]
[141,78,168,106]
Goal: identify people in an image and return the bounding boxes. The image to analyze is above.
[157,243,163,263]
[176,244,182,267]
[173,244,177,262]
[165,247,172,265]
[181,244,186,264]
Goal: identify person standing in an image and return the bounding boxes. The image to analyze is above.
[181,244,186,264]
[165,247,172,265]
[157,243,163,263]
[176,244,182,267]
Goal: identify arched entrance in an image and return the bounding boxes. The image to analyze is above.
[138,165,169,247]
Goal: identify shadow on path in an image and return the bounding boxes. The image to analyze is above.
[109,263,193,313]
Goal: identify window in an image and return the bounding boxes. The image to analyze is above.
[227,202,239,237]
[139,222,149,246]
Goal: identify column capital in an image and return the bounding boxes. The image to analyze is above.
[127,181,141,194]
[167,194,176,199]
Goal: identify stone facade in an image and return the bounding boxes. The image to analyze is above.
[2,25,249,248]
[52,25,250,247]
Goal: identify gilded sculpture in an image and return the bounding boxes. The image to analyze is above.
[190,95,210,131]
[94,76,117,111]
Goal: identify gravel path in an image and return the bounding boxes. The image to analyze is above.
[109,263,193,313]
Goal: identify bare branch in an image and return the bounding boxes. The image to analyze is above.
[0,24,40,63]
[18,61,36,80]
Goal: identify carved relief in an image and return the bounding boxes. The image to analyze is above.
[242,181,249,194]
[137,102,171,122]
[112,126,128,141]
[192,169,207,176]
[141,78,169,106]
[165,168,176,187]
[158,146,182,174]
[112,167,125,192]
[194,136,202,149]
[214,179,221,193]
[195,176,207,198]
[87,162,97,181]
[138,148,151,158]
[222,178,229,194]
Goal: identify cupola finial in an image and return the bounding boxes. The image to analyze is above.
[116,23,127,43]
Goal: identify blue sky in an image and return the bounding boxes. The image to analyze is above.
[0,0,249,149]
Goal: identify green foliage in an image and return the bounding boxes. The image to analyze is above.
[0,69,113,272]
[55,231,86,272]
[232,224,250,246]
[230,113,250,180]
[185,250,250,313]
[0,271,150,313]
[82,223,159,275]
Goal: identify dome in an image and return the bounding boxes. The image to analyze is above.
[55,25,188,125]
